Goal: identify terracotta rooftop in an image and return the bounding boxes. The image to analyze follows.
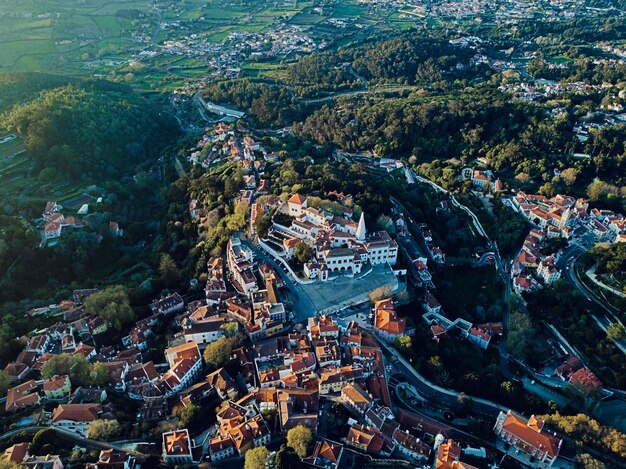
[43,375,70,392]
[3,442,29,464]
[498,411,561,458]
[289,193,307,205]
[51,403,102,422]
[163,429,192,456]
[6,380,39,411]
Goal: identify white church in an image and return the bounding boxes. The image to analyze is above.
[280,194,398,281]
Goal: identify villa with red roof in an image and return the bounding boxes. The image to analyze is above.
[494,411,562,466]
[373,299,406,343]
[162,429,194,466]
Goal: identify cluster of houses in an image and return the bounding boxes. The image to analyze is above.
[40,201,122,243]
[498,80,613,101]
[420,291,503,350]
[2,444,136,469]
[553,355,604,394]
[508,191,626,293]
[4,294,111,385]
[263,194,398,281]
[189,123,276,235]
[462,167,503,193]
[417,223,446,264]
[188,123,269,168]
[160,309,444,466]
[512,228,560,294]
[40,201,88,240]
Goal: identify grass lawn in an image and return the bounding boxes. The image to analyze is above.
[181,9,203,20]
[92,15,123,37]
[205,28,233,43]
[332,2,367,17]
[0,39,56,67]
[202,7,248,20]
[289,13,327,25]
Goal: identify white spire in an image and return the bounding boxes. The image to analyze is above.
[356,211,366,241]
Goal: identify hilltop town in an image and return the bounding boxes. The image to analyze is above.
[1,0,626,468]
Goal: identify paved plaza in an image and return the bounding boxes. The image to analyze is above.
[297,264,399,315]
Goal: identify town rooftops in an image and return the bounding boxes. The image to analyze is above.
[341,382,372,407]
[375,305,405,336]
[3,442,29,464]
[436,439,478,469]
[6,380,39,411]
[163,429,192,457]
[346,423,385,454]
[303,438,344,469]
[210,435,233,453]
[94,449,130,468]
[51,403,102,422]
[569,367,603,391]
[496,411,561,458]
[43,375,69,392]
[289,193,307,205]
[150,292,184,314]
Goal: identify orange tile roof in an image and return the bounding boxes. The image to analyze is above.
[436,439,478,469]
[317,439,342,462]
[43,375,69,392]
[164,429,191,456]
[346,424,384,454]
[3,443,29,464]
[375,308,405,335]
[499,411,561,458]
[51,403,101,422]
[569,367,603,390]
[289,193,307,205]
[5,380,39,411]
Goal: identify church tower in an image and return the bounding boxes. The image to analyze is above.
[356,212,366,241]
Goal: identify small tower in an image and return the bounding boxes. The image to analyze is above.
[356,212,366,241]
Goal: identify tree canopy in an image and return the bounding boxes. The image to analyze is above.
[84,285,135,331]
[286,425,313,458]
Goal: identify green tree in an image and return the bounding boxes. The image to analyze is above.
[245,446,270,469]
[275,444,300,469]
[394,335,412,356]
[0,461,22,469]
[507,311,536,360]
[575,453,606,469]
[561,168,579,186]
[607,323,626,342]
[293,242,313,264]
[255,214,272,239]
[30,428,64,455]
[369,286,392,302]
[220,321,239,337]
[84,286,135,331]
[203,336,235,369]
[587,180,612,202]
[178,403,204,432]
[0,370,10,396]
[90,362,111,387]
[41,354,91,386]
[539,182,556,198]
[286,425,312,458]
[87,419,121,441]
[159,253,181,288]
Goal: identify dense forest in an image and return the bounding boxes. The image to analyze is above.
[3,80,178,179]
[201,79,298,127]
[0,77,181,308]
[293,88,538,159]
[0,72,74,113]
